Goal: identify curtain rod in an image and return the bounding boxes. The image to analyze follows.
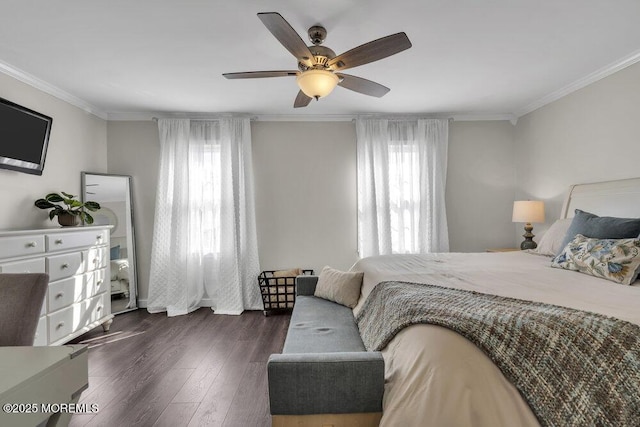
[151,117,454,123]
[351,116,454,122]
[152,115,258,122]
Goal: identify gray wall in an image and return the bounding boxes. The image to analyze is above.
[106,119,517,303]
[513,61,640,240]
[0,72,107,230]
[447,121,516,252]
[106,121,159,301]
[252,122,359,275]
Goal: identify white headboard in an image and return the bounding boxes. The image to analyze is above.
[561,177,640,219]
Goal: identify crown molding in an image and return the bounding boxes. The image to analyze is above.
[108,111,516,123]
[253,114,354,122]
[109,112,356,122]
[109,112,259,121]
[109,113,356,122]
[5,47,639,124]
[449,113,516,124]
[0,60,108,120]
[514,49,640,118]
[107,111,157,121]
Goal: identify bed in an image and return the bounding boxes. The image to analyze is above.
[110,258,130,299]
[349,177,640,426]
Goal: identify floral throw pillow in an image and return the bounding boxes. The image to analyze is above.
[552,234,640,285]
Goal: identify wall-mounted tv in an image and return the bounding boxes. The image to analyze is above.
[0,96,53,176]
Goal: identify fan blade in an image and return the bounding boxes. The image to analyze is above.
[258,12,314,67]
[294,90,312,108]
[223,71,298,79]
[337,73,390,97]
[328,32,412,71]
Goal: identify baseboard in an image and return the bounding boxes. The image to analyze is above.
[136,298,243,315]
[137,298,213,309]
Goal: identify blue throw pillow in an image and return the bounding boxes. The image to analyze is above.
[557,210,640,255]
[110,245,121,260]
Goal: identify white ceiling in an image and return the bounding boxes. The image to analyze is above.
[1,0,639,120]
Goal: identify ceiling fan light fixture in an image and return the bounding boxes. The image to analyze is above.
[296,69,339,99]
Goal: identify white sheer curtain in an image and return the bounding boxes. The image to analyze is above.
[356,118,449,257]
[147,117,262,316]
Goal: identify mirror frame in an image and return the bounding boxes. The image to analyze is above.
[81,172,139,313]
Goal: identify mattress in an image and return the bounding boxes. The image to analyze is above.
[350,251,640,426]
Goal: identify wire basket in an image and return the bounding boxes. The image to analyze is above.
[258,269,314,315]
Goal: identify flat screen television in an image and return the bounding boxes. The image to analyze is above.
[0,96,53,176]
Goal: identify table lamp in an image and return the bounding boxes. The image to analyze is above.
[512,200,545,250]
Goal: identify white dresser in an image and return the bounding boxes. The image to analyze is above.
[0,226,114,346]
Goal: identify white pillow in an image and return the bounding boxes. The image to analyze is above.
[530,218,572,257]
[314,266,364,308]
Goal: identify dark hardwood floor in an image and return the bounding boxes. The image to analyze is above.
[68,308,290,427]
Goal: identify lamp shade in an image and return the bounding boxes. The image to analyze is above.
[512,200,545,223]
[296,69,339,99]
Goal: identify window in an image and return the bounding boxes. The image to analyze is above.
[356,118,449,257]
[189,142,221,256]
[388,141,422,253]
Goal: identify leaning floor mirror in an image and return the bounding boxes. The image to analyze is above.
[82,172,138,314]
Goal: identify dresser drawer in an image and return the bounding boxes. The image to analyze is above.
[86,268,108,298]
[34,316,48,346]
[86,293,109,323]
[1,226,111,347]
[0,235,45,259]
[46,229,108,252]
[111,279,125,293]
[48,275,86,312]
[0,257,46,274]
[84,246,108,272]
[46,252,84,281]
[48,305,79,343]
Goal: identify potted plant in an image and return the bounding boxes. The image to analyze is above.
[34,192,101,226]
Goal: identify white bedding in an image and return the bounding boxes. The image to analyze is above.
[350,252,640,426]
[110,258,130,282]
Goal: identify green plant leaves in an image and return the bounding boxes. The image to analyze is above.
[35,199,55,209]
[84,201,101,211]
[82,212,95,224]
[45,193,65,203]
[35,191,101,223]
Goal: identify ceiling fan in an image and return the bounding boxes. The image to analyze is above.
[223,12,412,108]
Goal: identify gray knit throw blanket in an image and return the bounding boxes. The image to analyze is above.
[355,281,640,427]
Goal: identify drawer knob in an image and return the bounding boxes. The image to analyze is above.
[97,280,103,285]
[56,292,64,299]
[57,322,65,329]
[61,263,69,269]
[93,258,98,264]
[96,306,102,312]
[55,239,63,245]
[26,241,37,248]
[96,235,103,240]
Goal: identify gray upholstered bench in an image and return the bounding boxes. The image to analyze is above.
[267,275,384,426]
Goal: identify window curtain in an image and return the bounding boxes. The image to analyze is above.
[356,118,449,257]
[147,117,262,316]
